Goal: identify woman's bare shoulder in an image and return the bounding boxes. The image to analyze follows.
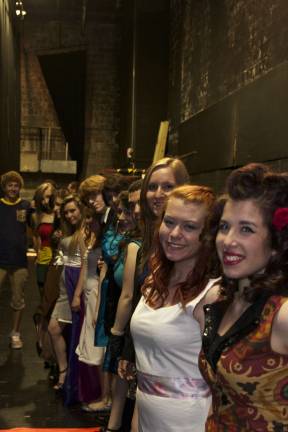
[127,241,140,253]
[203,283,222,305]
[193,282,222,323]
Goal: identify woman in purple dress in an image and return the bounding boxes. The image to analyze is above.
[48,194,88,404]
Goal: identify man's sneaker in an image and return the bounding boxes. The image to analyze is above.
[10,332,23,349]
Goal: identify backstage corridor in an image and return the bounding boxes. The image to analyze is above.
[0,257,104,430]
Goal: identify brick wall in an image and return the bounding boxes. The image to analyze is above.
[21,0,121,179]
[20,48,66,167]
[168,0,288,189]
[83,5,121,175]
[169,0,288,124]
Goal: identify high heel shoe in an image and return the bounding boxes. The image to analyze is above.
[53,367,67,391]
[49,363,59,381]
[82,399,112,412]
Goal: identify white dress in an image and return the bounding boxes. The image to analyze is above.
[76,246,104,365]
[131,280,216,432]
[51,236,81,324]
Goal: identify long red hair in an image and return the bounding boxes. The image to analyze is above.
[142,185,216,308]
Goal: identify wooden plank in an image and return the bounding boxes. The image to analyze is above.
[153,120,169,163]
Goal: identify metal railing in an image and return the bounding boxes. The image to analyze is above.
[20,126,68,160]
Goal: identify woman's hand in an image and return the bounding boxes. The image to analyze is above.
[118,359,136,380]
[92,316,97,328]
[71,294,81,312]
[53,229,63,239]
[97,256,104,271]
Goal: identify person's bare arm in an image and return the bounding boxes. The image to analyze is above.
[131,402,138,432]
[118,359,136,380]
[271,299,288,355]
[92,261,108,327]
[71,262,87,311]
[111,242,140,334]
[71,236,87,311]
[30,214,40,255]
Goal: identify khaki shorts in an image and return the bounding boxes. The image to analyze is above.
[0,267,28,310]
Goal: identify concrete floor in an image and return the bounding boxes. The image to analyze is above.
[0,258,105,429]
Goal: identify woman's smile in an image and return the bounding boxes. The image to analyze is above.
[222,251,244,265]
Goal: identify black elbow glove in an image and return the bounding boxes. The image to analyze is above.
[107,333,125,359]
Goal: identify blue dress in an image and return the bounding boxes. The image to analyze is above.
[94,226,125,346]
[102,239,142,373]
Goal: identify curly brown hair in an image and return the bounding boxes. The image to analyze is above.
[142,185,216,308]
[1,171,24,189]
[215,163,288,302]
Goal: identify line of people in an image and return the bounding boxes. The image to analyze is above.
[0,159,288,431]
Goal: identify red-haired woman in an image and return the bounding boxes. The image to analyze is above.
[103,158,189,431]
[130,185,217,431]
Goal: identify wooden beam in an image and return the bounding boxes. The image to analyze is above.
[153,120,169,163]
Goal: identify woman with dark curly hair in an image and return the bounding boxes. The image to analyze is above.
[130,184,217,432]
[195,163,288,431]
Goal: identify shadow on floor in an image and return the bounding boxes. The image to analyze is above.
[0,258,106,428]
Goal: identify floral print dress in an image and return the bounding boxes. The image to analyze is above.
[199,295,288,432]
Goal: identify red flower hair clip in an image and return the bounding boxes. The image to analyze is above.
[272,208,288,231]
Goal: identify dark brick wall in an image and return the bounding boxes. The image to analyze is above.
[21,0,121,178]
[10,0,288,187]
[169,0,288,123]
[20,48,66,163]
[168,0,288,189]
[83,2,121,175]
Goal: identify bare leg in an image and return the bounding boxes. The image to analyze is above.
[48,318,67,386]
[95,368,110,402]
[87,371,113,409]
[107,376,129,430]
[12,309,22,333]
[102,371,113,403]
[131,402,138,432]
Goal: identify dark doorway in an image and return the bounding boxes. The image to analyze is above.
[38,50,86,176]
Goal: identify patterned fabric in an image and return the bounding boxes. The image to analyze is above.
[199,295,288,432]
[102,226,124,264]
[137,371,210,400]
[102,239,142,373]
[94,227,125,346]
